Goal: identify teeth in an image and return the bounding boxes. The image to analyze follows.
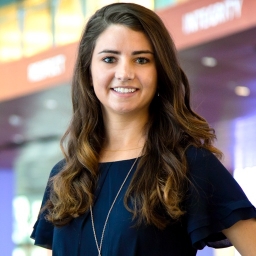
[113,88,136,93]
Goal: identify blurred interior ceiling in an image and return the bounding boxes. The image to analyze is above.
[178,26,256,124]
[0,25,256,171]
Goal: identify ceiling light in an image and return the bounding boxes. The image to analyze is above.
[12,134,24,144]
[9,115,23,126]
[44,99,58,109]
[234,86,250,97]
[201,57,217,67]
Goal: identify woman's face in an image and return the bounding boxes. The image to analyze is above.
[90,24,157,118]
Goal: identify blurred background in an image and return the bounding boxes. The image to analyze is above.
[0,0,255,255]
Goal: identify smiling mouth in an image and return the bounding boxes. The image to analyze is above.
[113,88,137,93]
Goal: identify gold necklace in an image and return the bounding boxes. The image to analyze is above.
[102,146,143,152]
[90,157,139,256]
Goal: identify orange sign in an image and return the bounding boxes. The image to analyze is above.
[157,0,256,50]
[0,42,78,102]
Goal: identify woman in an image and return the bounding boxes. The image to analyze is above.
[31,3,256,256]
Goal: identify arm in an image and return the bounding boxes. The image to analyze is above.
[222,218,256,255]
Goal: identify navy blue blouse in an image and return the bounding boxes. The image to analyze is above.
[31,146,256,256]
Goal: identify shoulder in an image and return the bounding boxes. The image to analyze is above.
[184,145,232,184]
[30,159,66,249]
[40,159,66,201]
[49,159,66,177]
[185,145,214,160]
[184,146,245,201]
[185,145,219,169]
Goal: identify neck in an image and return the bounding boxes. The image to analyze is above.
[99,112,148,162]
[103,112,148,150]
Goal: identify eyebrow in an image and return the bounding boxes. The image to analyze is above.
[98,50,154,55]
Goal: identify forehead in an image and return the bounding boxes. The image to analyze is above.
[94,24,153,52]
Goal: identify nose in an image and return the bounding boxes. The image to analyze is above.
[115,60,134,81]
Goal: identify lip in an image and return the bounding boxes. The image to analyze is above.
[111,86,138,89]
[111,86,138,96]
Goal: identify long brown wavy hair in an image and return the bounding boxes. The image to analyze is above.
[45,3,221,229]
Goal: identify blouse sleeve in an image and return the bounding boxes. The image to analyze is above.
[30,160,65,249]
[185,146,256,250]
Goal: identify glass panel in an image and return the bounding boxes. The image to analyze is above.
[55,0,84,46]
[0,4,21,61]
[22,2,51,57]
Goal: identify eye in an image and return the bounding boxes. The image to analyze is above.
[103,57,116,63]
[136,57,149,65]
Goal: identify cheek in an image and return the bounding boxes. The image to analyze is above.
[145,72,157,91]
[145,66,157,83]
[91,73,102,89]
[92,70,112,88]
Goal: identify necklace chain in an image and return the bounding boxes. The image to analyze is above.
[90,157,138,256]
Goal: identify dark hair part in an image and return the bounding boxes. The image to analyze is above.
[45,3,221,229]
